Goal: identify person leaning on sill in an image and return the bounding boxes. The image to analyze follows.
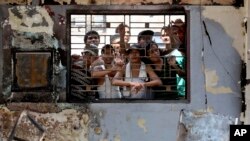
[71,46,99,102]
[91,44,125,99]
[143,41,185,100]
[112,44,162,99]
[160,25,186,97]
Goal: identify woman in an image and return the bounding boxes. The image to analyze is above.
[112,44,162,99]
[160,26,186,97]
[145,41,185,99]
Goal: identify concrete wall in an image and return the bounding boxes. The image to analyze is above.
[0,0,247,140]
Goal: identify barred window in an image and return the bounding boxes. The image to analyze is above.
[67,6,189,102]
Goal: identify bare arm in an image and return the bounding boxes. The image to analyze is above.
[167,56,186,77]
[91,65,118,77]
[92,55,125,78]
[112,70,130,87]
[144,65,162,87]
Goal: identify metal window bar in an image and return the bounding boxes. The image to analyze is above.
[70,13,186,101]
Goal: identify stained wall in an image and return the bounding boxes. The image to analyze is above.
[0,0,247,140]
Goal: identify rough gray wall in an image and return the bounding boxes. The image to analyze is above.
[85,6,243,141]
[0,4,245,141]
[0,7,3,102]
[245,0,250,124]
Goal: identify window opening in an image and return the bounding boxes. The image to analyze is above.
[67,7,189,102]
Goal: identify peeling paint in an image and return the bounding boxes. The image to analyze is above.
[44,0,109,5]
[0,2,245,141]
[179,0,234,5]
[100,139,108,141]
[11,31,59,49]
[179,0,213,5]
[114,134,121,141]
[0,0,239,5]
[8,6,54,35]
[202,7,245,59]
[213,0,234,5]
[207,106,214,113]
[205,69,219,87]
[0,106,90,140]
[178,110,235,141]
[94,127,102,135]
[205,69,233,94]
[0,0,32,5]
[137,118,147,133]
[53,0,71,5]
[111,0,172,5]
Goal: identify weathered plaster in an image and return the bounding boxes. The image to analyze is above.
[0,0,32,5]
[47,0,172,5]
[244,0,250,124]
[205,69,233,94]
[8,6,54,35]
[0,4,245,141]
[54,0,72,5]
[11,31,58,48]
[180,0,235,5]
[137,118,147,133]
[213,0,234,5]
[42,0,111,5]
[202,6,245,59]
[0,8,3,103]
[0,104,90,140]
[114,135,121,141]
[177,109,235,141]
[110,0,171,5]
[0,0,242,6]
[39,0,237,5]
[179,0,212,5]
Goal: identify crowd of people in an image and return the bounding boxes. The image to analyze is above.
[70,19,186,101]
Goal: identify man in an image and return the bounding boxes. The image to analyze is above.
[84,30,100,51]
[110,33,122,55]
[91,44,124,99]
[71,46,99,102]
[71,30,101,73]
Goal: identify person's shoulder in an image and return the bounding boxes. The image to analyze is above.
[91,57,104,67]
[72,60,84,69]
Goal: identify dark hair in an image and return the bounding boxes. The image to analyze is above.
[137,30,154,41]
[101,44,114,54]
[126,44,144,55]
[145,41,159,56]
[115,23,129,34]
[84,30,100,43]
[161,26,182,49]
[110,33,120,43]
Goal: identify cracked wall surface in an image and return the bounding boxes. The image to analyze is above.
[0,104,90,140]
[176,109,235,141]
[0,0,247,141]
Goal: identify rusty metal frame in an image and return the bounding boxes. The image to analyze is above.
[11,48,54,92]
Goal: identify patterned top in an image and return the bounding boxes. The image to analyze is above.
[71,63,97,102]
